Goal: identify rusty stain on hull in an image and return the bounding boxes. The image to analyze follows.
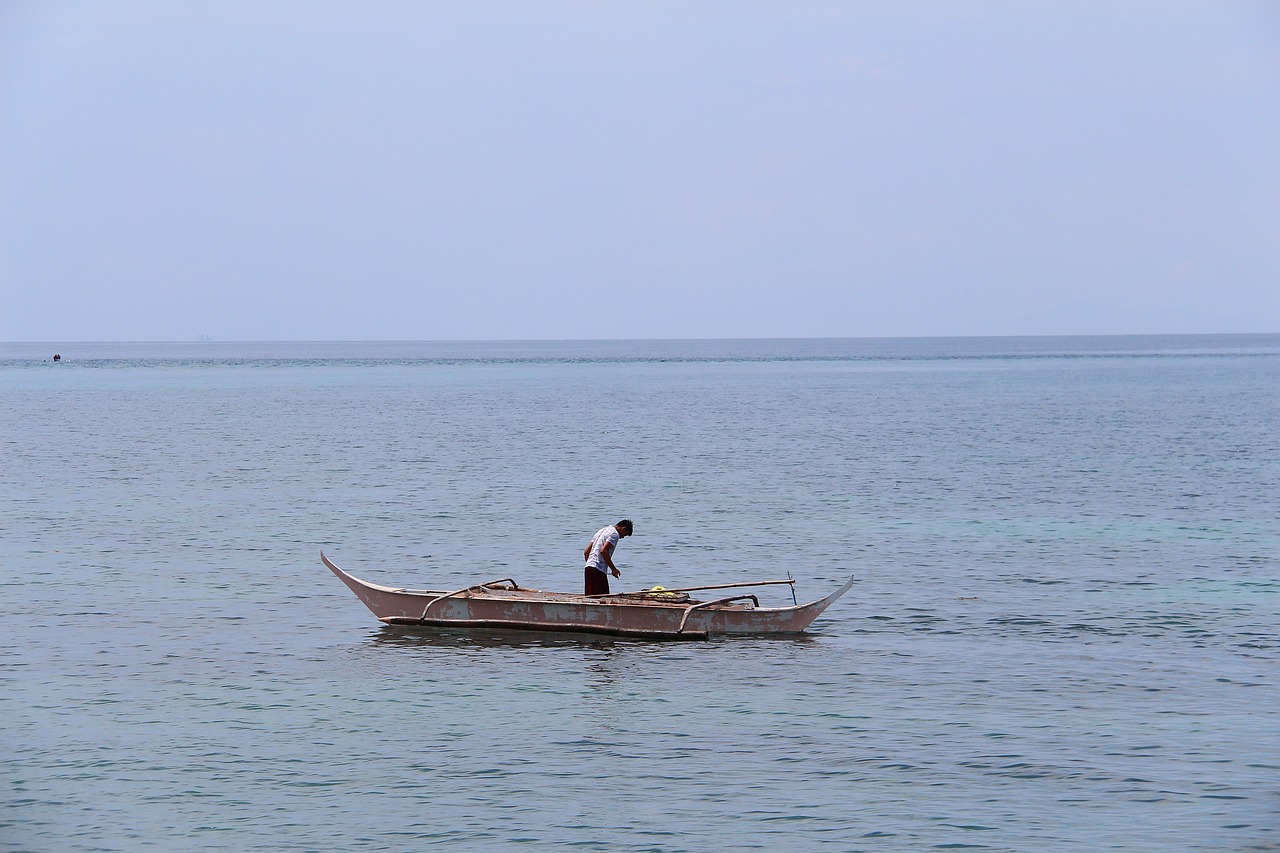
[322,552,853,640]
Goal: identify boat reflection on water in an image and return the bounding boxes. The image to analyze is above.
[368,623,821,652]
[369,624,640,651]
[363,624,823,695]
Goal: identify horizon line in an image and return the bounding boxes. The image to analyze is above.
[5,331,1279,346]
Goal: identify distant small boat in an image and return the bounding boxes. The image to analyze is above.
[322,552,853,640]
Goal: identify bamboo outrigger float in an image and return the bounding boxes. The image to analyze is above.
[322,552,853,640]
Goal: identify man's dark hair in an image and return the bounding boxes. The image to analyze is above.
[617,519,633,533]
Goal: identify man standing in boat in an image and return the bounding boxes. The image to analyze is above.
[583,519,632,595]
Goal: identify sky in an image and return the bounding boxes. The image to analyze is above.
[1,1,1278,342]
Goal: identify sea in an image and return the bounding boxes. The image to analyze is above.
[1,335,1276,852]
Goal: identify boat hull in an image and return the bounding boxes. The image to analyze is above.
[322,552,852,640]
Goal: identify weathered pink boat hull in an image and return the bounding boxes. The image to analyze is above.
[322,552,853,640]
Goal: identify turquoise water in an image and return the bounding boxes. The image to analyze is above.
[2,335,1277,851]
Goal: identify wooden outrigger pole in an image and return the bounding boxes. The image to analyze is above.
[589,578,797,598]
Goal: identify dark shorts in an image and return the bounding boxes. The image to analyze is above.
[584,567,610,596]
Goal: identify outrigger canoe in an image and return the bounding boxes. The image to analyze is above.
[322,552,853,640]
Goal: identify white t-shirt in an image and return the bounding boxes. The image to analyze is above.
[585,526,620,572]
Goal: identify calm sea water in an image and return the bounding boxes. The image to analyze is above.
[2,335,1277,852]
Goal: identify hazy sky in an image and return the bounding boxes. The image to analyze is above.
[2,1,1278,341]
